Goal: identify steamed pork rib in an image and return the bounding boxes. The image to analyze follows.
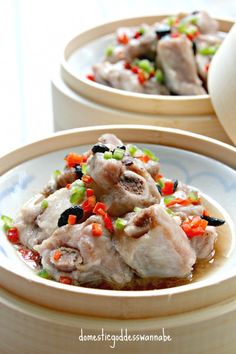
[195,34,223,84]
[122,26,157,63]
[192,11,218,34]
[87,11,224,96]
[35,215,133,287]
[157,35,206,95]
[87,152,161,216]
[93,61,169,95]
[190,226,217,260]
[107,24,157,64]
[3,133,226,290]
[15,188,72,248]
[114,205,196,278]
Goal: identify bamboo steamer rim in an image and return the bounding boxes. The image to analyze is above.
[0,125,236,319]
[60,15,234,116]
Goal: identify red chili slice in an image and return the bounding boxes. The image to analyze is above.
[64,153,83,168]
[117,33,129,45]
[92,223,103,237]
[86,74,95,81]
[103,213,114,233]
[162,181,174,196]
[59,276,73,285]
[93,202,107,216]
[7,227,19,244]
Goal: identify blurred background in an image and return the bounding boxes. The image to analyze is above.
[0,0,235,155]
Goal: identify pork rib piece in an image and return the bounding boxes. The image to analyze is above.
[35,215,133,287]
[114,205,196,278]
[15,188,72,248]
[93,61,169,95]
[157,35,206,95]
[87,153,161,216]
[195,34,223,84]
[190,226,217,260]
[194,11,218,34]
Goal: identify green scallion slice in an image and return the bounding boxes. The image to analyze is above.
[155,69,165,84]
[139,27,145,35]
[164,195,175,205]
[190,17,197,25]
[104,151,112,160]
[115,218,127,230]
[1,215,13,233]
[82,163,88,174]
[105,46,114,57]
[38,269,51,279]
[113,148,125,160]
[166,16,176,26]
[142,148,159,161]
[188,191,199,202]
[134,207,142,212]
[70,187,86,205]
[53,170,61,178]
[198,45,219,56]
[157,178,165,188]
[41,200,48,209]
[128,145,138,157]
[138,59,153,74]
[72,180,84,188]
[178,23,187,33]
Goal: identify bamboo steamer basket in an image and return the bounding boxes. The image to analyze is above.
[52,15,235,143]
[0,125,236,353]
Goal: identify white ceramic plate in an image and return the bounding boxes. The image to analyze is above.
[61,15,234,115]
[0,125,236,319]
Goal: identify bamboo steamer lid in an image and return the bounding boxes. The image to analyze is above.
[208,23,236,146]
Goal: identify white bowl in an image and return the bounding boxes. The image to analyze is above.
[1,125,236,353]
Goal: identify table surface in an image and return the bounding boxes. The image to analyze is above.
[0,0,235,156]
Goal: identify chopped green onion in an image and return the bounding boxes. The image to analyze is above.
[188,191,199,202]
[128,145,138,157]
[166,16,177,26]
[53,170,61,178]
[41,200,48,209]
[134,207,142,212]
[38,269,51,279]
[155,69,165,84]
[115,218,127,230]
[138,59,153,74]
[185,26,198,35]
[164,195,175,205]
[1,215,13,233]
[105,46,114,57]
[113,148,125,160]
[82,163,88,175]
[139,27,145,35]
[70,187,86,205]
[142,148,159,161]
[178,22,187,33]
[72,180,84,188]
[198,45,219,56]
[104,151,112,160]
[165,208,175,216]
[157,178,165,188]
[190,17,197,25]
